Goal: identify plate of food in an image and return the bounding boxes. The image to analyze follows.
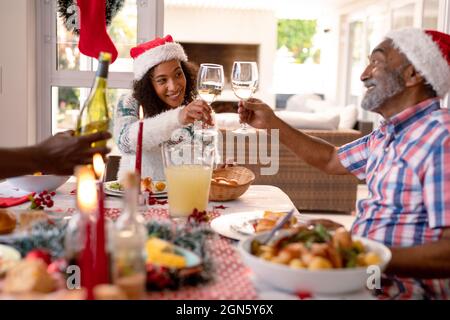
[104,178,167,198]
[210,210,303,241]
[145,237,202,269]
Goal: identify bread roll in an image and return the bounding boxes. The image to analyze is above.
[3,260,56,294]
[18,210,48,230]
[0,209,17,235]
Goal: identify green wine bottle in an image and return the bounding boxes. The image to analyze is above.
[76,52,111,148]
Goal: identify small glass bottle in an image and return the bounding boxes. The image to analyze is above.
[112,172,147,299]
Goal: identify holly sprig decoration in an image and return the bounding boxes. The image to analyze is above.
[6,220,68,259]
[29,190,56,210]
[187,209,210,224]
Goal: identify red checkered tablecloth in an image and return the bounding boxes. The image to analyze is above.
[104,207,258,300]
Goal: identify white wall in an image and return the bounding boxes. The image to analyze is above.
[164,6,277,107]
[316,14,342,103]
[0,0,36,147]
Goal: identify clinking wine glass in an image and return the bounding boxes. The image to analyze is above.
[231,61,258,134]
[196,63,224,135]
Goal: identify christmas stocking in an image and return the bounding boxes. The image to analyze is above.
[78,0,118,63]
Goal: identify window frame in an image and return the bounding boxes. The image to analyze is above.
[36,0,164,141]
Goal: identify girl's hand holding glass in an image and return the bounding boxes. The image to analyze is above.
[196,63,224,132]
[178,99,213,126]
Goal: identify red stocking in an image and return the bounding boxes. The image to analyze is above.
[78,0,118,63]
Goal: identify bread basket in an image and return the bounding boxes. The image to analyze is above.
[209,166,255,201]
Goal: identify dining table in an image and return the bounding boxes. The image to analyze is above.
[0,178,364,300]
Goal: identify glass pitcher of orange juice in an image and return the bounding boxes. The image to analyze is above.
[162,135,215,220]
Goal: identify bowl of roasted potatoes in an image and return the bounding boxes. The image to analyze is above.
[238,224,391,295]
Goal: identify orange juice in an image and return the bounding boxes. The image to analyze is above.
[165,164,212,217]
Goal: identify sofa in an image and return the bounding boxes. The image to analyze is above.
[105,127,362,213]
[217,128,362,213]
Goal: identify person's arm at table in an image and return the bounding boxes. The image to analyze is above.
[385,228,450,278]
[238,99,350,175]
[0,130,111,179]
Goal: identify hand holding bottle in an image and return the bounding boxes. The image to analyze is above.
[34,130,111,175]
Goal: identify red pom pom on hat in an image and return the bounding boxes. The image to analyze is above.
[130,34,187,81]
[425,30,450,65]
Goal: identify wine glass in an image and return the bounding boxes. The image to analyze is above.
[231,61,258,134]
[196,63,224,134]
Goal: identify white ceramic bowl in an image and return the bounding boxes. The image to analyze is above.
[7,175,70,193]
[238,231,391,295]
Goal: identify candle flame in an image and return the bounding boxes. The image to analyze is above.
[93,153,105,180]
[76,166,98,214]
[139,105,144,120]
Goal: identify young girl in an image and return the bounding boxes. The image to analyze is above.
[114,35,213,181]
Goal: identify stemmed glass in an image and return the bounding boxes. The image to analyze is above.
[196,63,224,135]
[231,61,258,134]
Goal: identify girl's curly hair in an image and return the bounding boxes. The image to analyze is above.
[132,61,198,118]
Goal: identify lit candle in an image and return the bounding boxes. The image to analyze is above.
[135,106,144,180]
[76,166,98,215]
[76,166,97,300]
[93,153,108,285]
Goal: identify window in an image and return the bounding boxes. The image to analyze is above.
[423,0,439,29]
[391,3,415,29]
[346,21,365,107]
[37,0,162,140]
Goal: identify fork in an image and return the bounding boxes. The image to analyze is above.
[261,208,296,245]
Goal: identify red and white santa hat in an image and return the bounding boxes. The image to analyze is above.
[130,35,188,81]
[386,28,450,97]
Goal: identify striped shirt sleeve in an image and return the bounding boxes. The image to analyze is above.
[337,132,374,180]
[114,94,139,154]
[423,135,450,229]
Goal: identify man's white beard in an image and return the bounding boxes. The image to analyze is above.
[361,69,405,112]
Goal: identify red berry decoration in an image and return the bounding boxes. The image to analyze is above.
[146,264,173,289]
[29,189,56,210]
[187,208,209,224]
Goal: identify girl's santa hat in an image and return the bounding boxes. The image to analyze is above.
[130,35,187,81]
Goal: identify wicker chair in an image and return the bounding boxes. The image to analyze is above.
[218,129,362,213]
